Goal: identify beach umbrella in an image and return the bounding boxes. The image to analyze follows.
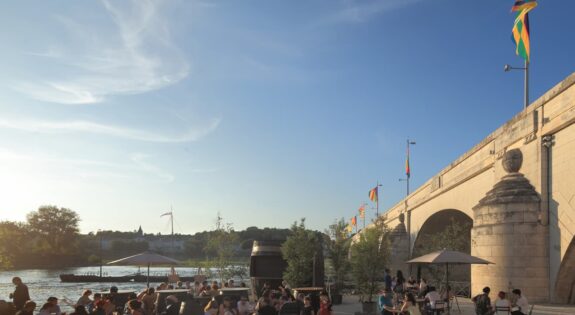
[406,249,493,315]
[107,251,181,287]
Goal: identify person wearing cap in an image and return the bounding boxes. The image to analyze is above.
[15,300,36,315]
[162,295,179,315]
[378,289,394,315]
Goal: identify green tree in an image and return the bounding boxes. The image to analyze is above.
[0,221,29,269]
[413,217,472,283]
[281,218,321,288]
[26,205,80,254]
[326,218,351,294]
[350,217,391,302]
[204,213,239,281]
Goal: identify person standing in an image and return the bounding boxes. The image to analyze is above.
[10,277,30,311]
[472,287,493,315]
[384,270,392,291]
[378,289,394,315]
[511,289,529,315]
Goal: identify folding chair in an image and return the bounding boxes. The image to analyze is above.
[494,306,510,314]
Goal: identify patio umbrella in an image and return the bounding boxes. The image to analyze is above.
[107,251,181,287]
[406,250,493,315]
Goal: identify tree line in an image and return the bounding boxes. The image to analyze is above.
[0,206,294,270]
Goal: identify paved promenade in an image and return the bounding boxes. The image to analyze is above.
[332,295,575,315]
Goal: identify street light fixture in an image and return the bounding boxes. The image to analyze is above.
[504,63,529,109]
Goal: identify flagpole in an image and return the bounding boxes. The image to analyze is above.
[524,60,529,109]
[376,181,379,219]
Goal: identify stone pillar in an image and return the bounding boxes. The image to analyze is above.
[471,149,549,303]
[389,213,410,275]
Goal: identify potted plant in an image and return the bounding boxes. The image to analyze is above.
[325,218,351,305]
[350,217,391,314]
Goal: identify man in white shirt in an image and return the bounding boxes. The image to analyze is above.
[425,286,443,314]
[511,289,529,315]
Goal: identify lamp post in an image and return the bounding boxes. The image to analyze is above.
[504,62,529,109]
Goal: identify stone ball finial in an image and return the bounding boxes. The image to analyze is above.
[502,148,523,173]
[399,213,405,223]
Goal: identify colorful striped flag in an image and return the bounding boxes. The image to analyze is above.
[351,216,357,227]
[369,187,378,203]
[511,0,537,12]
[358,204,365,219]
[511,1,537,61]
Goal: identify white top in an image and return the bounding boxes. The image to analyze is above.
[495,299,510,308]
[515,296,529,313]
[425,291,441,309]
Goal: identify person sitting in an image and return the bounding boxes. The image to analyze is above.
[141,288,156,315]
[87,293,102,313]
[237,295,253,315]
[256,298,278,315]
[472,287,493,315]
[38,303,54,315]
[511,289,529,315]
[77,290,93,308]
[419,279,428,297]
[70,305,89,315]
[378,289,395,315]
[494,291,510,313]
[424,287,442,315]
[162,295,179,315]
[204,299,219,315]
[301,296,315,315]
[407,276,418,289]
[15,301,36,315]
[127,300,145,315]
[400,293,421,315]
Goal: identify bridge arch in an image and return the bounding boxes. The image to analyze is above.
[411,209,473,283]
[555,236,575,303]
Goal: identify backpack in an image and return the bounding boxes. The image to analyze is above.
[473,294,490,315]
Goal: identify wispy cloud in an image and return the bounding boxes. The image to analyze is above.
[0,117,220,143]
[0,148,175,182]
[322,0,422,24]
[131,153,174,182]
[13,0,188,104]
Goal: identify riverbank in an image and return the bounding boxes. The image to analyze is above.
[332,295,575,315]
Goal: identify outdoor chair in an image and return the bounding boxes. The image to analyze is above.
[427,301,445,315]
[494,306,510,314]
[528,305,534,315]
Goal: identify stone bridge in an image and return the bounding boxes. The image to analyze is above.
[359,72,575,304]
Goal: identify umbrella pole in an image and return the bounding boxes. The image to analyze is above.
[147,263,150,288]
[446,263,450,315]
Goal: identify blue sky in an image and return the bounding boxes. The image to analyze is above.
[0,0,573,235]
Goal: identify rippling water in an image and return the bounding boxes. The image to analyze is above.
[0,266,202,312]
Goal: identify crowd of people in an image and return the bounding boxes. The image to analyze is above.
[377,269,531,315]
[3,274,534,315]
[1,278,333,315]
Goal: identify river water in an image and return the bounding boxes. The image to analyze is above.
[0,266,203,312]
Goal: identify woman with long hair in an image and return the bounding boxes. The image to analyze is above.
[400,293,421,315]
